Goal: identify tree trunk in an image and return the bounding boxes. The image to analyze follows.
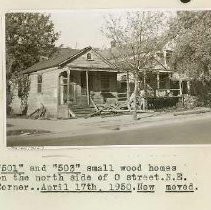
[143,69,146,111]
[133,71,139,120]
[126,71,131,110]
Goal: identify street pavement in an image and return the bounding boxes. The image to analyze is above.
[7,112,211,146]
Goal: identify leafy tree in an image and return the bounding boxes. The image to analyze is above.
[102,11,168,119]
[167,11,211,105]
[6,13,59,113]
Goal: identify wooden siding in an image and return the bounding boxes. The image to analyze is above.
[27,70,58,117]
[67,49,113,70]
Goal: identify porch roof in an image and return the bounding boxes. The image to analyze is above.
[67,66,118,72]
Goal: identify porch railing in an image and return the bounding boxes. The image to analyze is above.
[157,88,181,97]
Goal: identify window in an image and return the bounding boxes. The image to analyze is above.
[101,73,110,92]
[166,50,173,65]
[182,81,188,94]
[159,73,170,89]
[87,53,92,60]
[37,74,42,93]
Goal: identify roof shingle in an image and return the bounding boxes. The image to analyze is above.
[23,47,89,74]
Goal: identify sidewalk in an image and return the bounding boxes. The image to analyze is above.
[7,107,211,140]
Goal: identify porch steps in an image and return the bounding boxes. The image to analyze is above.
[117,92,127,102]
[71,105,96,118]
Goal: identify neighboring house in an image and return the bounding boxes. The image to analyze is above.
[11,46,118,118]
[101,42,190,109]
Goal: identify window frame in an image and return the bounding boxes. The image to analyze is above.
[87,53,92,60]
[37,74,43,93]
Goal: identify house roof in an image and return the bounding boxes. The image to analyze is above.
[23,44,171,74]
[98,47,170,71]
[23,47,92,74]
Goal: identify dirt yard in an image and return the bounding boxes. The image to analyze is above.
[6,107,211,139]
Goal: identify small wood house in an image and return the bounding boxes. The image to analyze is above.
[20,46,118,118]
[101,43,190,110]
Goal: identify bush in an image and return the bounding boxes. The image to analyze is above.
[190,80,211,107]
[182,95,198,109]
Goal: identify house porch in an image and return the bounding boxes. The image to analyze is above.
[117,70,190,110]
[57,69,118,118]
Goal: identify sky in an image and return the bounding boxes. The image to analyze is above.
[50,10,175,50]
[50,10,119,49]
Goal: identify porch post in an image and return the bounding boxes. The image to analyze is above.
[187,81,190,94]
[126,71,130,103]
[67,70,70,102]
[168,73,172,87]
[86,70,90,105]
[60,75,64,105]
[156,71,160,97]
[179,80,182,95]
[58,74,61,105]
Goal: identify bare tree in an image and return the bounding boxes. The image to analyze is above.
[102,11,169,119]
